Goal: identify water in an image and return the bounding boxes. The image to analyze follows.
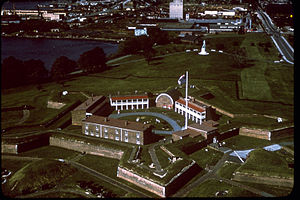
[1,37,119,70]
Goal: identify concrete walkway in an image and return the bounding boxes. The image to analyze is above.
[109,112,182,133]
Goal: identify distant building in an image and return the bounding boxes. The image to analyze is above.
[169,0,183,19]
[82,115,153,145]
[71,96,111,125]
[110,95,149,111]
[174,97,206,124]
[155,89,182,109]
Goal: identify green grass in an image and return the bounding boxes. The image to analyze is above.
[1,32,294,132]
[238,182,293,197]
[216,162,241,179]
[19,146,80,160]
[186,179,259,197]
[222,135,273,150]
[189,147,224,169]
[7,159,77,197]
[236,149,294,178]
[77,154,120,178]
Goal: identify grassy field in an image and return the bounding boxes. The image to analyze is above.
[186,179,259,197]
[1,32,294,132]
[236,149,294,178]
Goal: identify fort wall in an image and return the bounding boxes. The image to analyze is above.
[49,136,124,160]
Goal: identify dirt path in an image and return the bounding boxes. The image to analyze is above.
[15,110,30,125]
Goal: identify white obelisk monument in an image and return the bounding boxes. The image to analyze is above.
[198,40,209,55]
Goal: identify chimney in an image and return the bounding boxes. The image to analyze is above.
[125,120,128,126]
[104,117,108,122]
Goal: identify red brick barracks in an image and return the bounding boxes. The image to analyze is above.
[82,115,153,145]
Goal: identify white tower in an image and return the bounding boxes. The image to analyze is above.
[169,0,183,19]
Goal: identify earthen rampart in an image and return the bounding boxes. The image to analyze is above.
[49,136,124,160]
[232,172,294,188]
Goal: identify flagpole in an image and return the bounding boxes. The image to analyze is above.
[185,71,188,129]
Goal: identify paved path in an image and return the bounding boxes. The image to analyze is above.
[109,112,182,133]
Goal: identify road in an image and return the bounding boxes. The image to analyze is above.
[257,9,294,64]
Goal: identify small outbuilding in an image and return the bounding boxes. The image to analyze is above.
[155,89,182,109]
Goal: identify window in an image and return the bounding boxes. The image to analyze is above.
[90,131,94,136]
[104,128,108,133]
[85,130,88,135]
[124,136,128,142]
[136,137,140,145]
[96,126,99,132]
[136,132,140,138]
[115,136,120,141]
[85,124,88,130]
[124,131,128,136]
[115,129,119,134]
[104,132,108,139]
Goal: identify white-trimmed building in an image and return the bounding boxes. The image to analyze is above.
[110,95,149,111]
[174,97,206,124]
[155,89,182,109]
[169,0,183,19]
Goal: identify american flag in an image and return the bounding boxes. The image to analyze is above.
[178,74,186,85]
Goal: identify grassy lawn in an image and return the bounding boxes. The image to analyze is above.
[222,135,273,150]
[4,159,77,197]
[1,158,32,173]
[216,161,241,179]
[186,179,259,197]
[189,147,224,169]
[19,146,80,160]
[236,149,294,178]
[1,33,294,131]
[118,115,172,131]
[77,154,120,178]
[238,182,293,197]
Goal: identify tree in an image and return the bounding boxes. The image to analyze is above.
[78,47,107,73]
[1,56,25,88]
[144,47,156,65]
[23,59,48,84]
[51,56,77,82]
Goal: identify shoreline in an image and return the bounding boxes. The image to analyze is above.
[1,34,122,44]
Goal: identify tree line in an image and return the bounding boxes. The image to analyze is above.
[1,47,107,89]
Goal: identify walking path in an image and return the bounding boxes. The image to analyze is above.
[109,112,182,133]
[15,110,30,125]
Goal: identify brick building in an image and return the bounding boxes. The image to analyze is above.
[173,120,219,141]
[71,96,111,125]
[82,115,153,145]
[110,95,149,111]
[155,89,182,109]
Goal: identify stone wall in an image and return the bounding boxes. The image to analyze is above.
[239,127,270,140]
[49,136,124,160]
[232,172,294,188]
[1,143,18,154]
[117,161,201,197]
[117,166,166,197]
[270,126,294,140]
[47,101,66,109]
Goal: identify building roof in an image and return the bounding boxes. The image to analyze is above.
[173,130,190,137]
[188,123,218,133]
[202,120,219,127]
[83,115,151,132]
[73,96,106,112]
[110,95,149,101]
[173,128,206,139]
[176,97,206,113]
